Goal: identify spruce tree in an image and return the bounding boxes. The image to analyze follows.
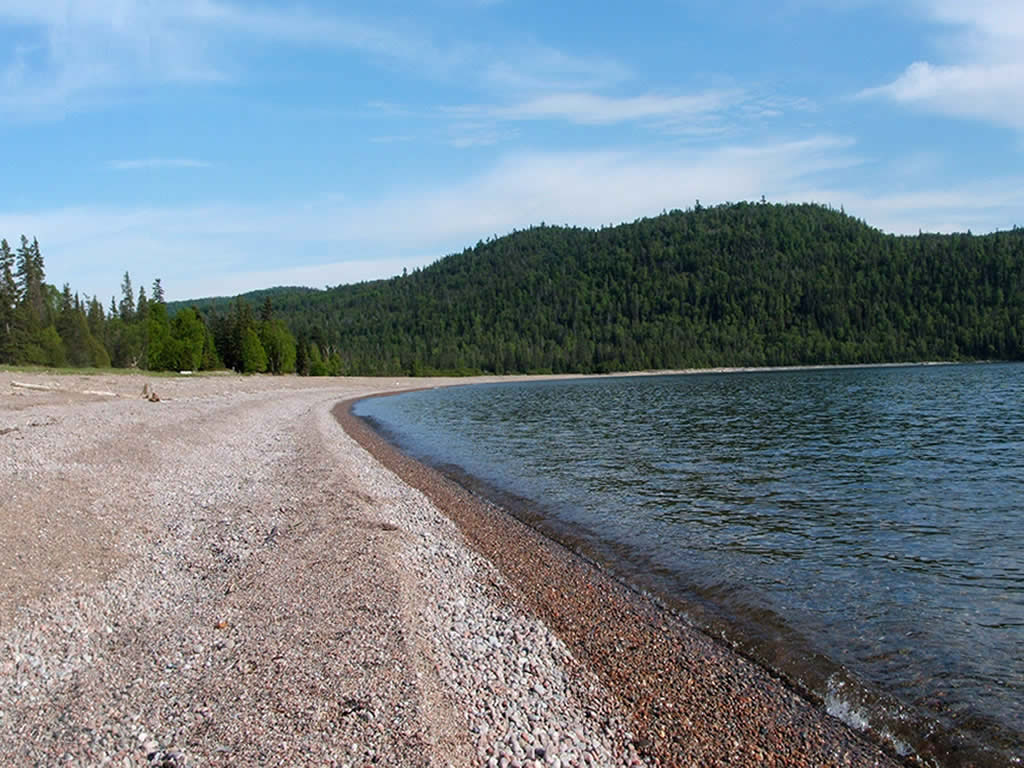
[136,286,149,322]
[169,307,206,371]
[227,298,256,372]
[15,235,45,324]
[0,239,15,362]
[119,272,135,321]
[201,322,220,371]
[12,235,47,362]
[30,238,43,277]
[295,333,309,376]
[57,283,96,367]
[145,300,173,370]
[87,297,105,339]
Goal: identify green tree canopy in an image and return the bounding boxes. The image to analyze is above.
[239,326,268,373]
[176,203,1024,375]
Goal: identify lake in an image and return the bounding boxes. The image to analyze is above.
[353,363,1024,766]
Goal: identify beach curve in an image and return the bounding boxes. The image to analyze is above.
[0,370,905,767]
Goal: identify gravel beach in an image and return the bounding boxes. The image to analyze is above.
[1,371,903,767]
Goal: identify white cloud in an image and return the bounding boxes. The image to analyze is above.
[171,257,417,300]
[446,121,519,148]
[809,180,1024,235]
[343,137,860,243]
[7,135,1019,303]
[483,45,630,92]
[0,136,857,300]
[0,1,458,115]
[466,90,742,127]
[440,88,802,142]
[198,2,460,72]
[0,1,227,113]
[439,88,763,146]
[861,0,1024,127]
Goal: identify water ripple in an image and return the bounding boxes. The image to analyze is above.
[355,363,1024,766]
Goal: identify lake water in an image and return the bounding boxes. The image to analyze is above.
[353,364,1024,766]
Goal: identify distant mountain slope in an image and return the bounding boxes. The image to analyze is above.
[168,286,318,315]
[185,203,1024,375]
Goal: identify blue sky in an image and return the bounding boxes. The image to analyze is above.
[1,0,1023,302]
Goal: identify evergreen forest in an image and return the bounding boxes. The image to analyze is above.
[4,203,1024,376]
[0,235,295,374]
[178,202,1024,375]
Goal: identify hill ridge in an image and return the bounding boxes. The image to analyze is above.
[176,202,1024,375]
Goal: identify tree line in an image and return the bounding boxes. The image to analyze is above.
[0,235,299,374]
[8,202,1024,377]
[180,202,1024,375]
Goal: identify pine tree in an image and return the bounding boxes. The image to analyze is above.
[295,333,309,376]
[151,277,165,304]
[201,321,220,370]
[30,238,44,292]
[169,307,207,371]
[57,284,98,367]
[87,297,105,339]
[307,341,324,375]
[226,298,256,372]
[136,286,149,322]
[12,235,48,362]
[119,272,135,321]
[0,239,15,362]
[15,235,45,325]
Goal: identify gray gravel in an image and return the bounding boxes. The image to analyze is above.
[0,372,645,767]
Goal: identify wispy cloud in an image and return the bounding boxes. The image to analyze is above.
[199,3,462,73]
[860,0,1024,128]
[804,177,1024,234]
[439,87,792,145]
[111,157,211,170]
[0,1,460,116]
[455,90,743,127]
[0,1,227,113]
[0,135,863,300]
[172,257,416,300]
[10,132,1019,302]
[483,45,630,92]
[446,122,519,148]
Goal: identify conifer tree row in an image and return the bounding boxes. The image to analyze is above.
[0,237,297,374]
[9,201,1024,377]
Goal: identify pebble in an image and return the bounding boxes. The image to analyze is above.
[0,374,905,768]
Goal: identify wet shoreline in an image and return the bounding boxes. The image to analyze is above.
[337,397,907,768]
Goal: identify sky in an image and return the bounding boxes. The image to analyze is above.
[1,1,1024,302]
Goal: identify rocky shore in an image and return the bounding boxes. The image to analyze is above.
[1,371,903,767]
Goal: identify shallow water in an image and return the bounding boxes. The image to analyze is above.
[354,363,1024,766]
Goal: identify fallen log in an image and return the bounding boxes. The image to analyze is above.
[10,381,59,392]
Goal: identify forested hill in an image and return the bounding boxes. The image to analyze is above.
[184,202,1024,375]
